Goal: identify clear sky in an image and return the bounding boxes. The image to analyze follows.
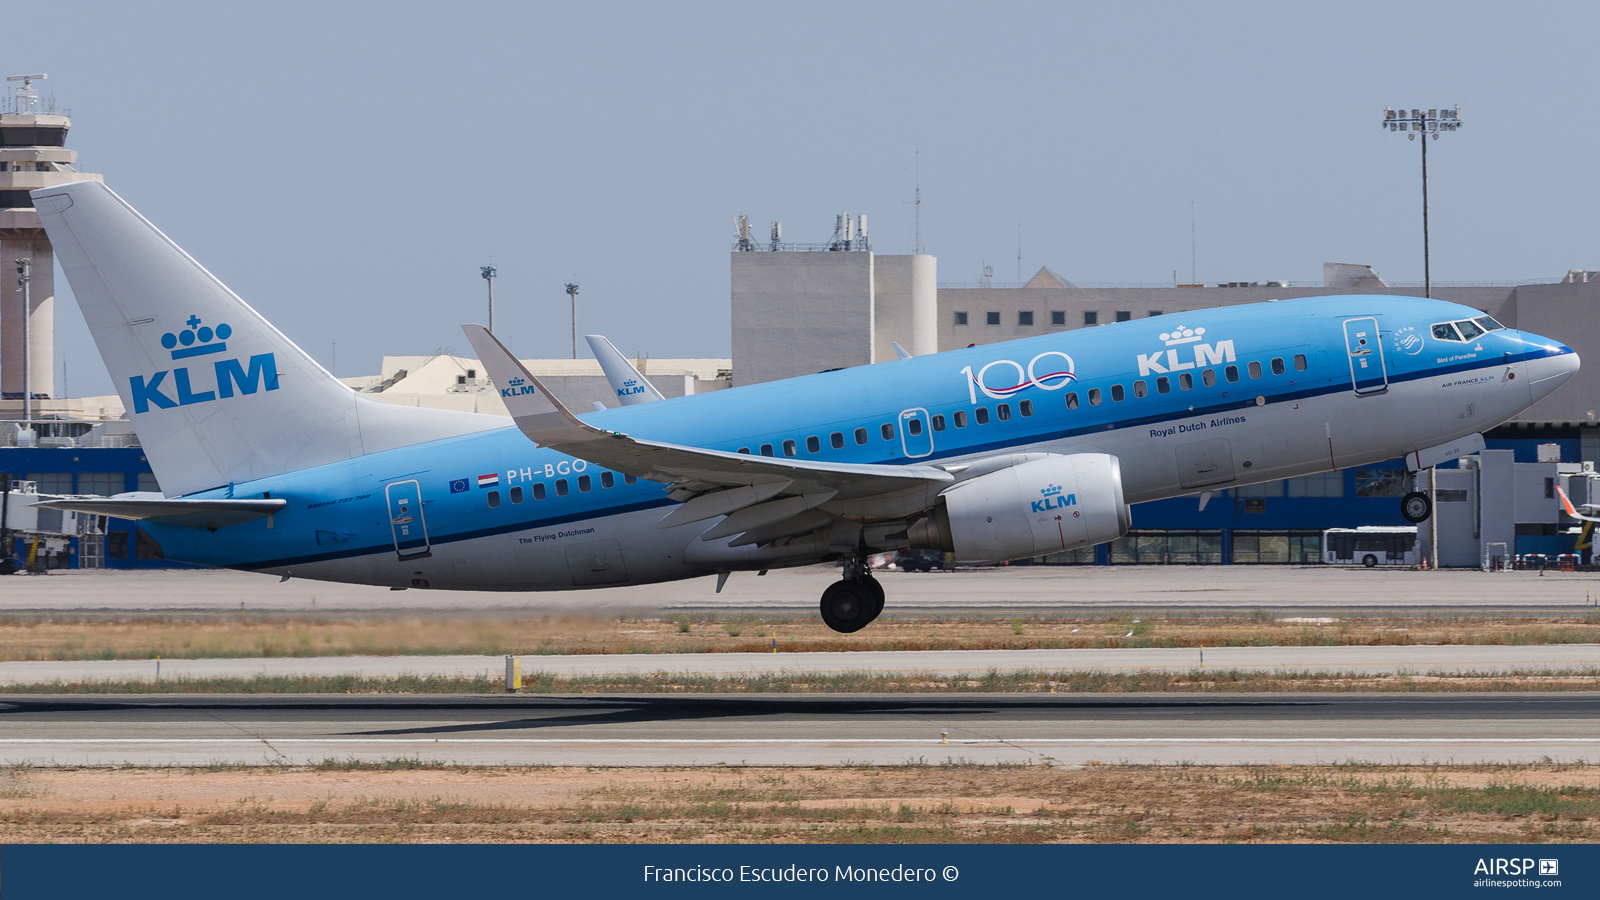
[4,1,1596,398]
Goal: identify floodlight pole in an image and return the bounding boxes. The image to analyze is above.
[1383,106,1461,299]
[15,258,30,428]
[480,265,497,333]
[564,282,580,359]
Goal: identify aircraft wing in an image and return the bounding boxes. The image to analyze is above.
[585,334,666,406]
[463,325,953,514]
[31,497,286,529]
[1556,486,1600,522]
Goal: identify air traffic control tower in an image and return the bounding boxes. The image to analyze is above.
[0,75,103,403]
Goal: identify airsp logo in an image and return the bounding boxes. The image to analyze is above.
[1137,325,1236,377]
[1031,483,1077,513]
[1393,325,1425,356]
[129,315,279,414]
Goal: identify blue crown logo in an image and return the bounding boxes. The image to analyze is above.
[1040,483,1063,496]
[508,376,526,386]
[161,315,231,360]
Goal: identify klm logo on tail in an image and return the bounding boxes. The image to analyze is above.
[501,376,539,399]
[1031,483,1077,513]
[128,315,279,414]
[617,378,648,399]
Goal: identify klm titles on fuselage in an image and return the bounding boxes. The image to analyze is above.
[129,316,280,414]
[1136,326,1236,376]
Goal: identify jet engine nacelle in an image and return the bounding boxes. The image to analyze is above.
[908,453,1130,564]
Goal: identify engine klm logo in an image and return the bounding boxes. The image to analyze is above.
[1136,325,1236,376]
[1032,483,1077,513]
[129,315,279,414]
[502,376,539,399]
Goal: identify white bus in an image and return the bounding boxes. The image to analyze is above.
[1321,526,1419,567]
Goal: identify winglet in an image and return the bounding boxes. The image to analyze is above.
[892,341,913,360]
[1557,485,1580,518]
[461,324,613,448]
[585,334,666,405]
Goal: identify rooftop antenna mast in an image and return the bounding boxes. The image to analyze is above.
[564,281,580,359]
[904,151,922,254]
[6,74,46,115]
[480,264,497,333]
[1016,223,1022,284]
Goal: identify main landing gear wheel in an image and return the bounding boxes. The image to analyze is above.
[1401,491,1432,524]
[820,580,875,633]
[860,574,885,622]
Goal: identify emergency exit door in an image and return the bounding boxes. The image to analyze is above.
[1342,317,1388,396]
[385,479,431,560]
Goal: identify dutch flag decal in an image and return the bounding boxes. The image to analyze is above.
[477,473,500,489]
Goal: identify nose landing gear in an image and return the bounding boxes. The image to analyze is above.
[1401,491,1432,524]
[819,553,885,634]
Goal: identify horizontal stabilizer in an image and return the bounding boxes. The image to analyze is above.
[32,497,286,529]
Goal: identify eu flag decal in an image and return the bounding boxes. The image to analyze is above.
[449,478,469,494]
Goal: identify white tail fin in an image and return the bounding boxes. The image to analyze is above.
[33,181,496,496]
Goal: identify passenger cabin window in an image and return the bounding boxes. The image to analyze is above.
[997,403,1011,420]
[880,423,895,440]
[1133,380,1147,398]
[578,474,592,492]
[975,407,990,424]
[1431,322,1462,341]
[487,490,501,508]
[806,435,820,453]
[931,415,946,431]
[759,444,774,456]
[1293,354,1307,371]
[830,431,844,448]
[1271,357,1286,376]
[1179,373,1193,390]
[624,475,637,484]
[1202,369,1216,387]
[1087,388,1102,406]
[510,486,524,504]
[601,472,615,488]
[855,427,868,444]
[533,483,547,500]
[907,418,923,435]
[1019,400,1033,416]
[1157,376,1171,394]
[782,439,797,457]
[954,410,969,426]
[1065,392,1079,410]
[1248,361,1263,378]
[737,447,750,454]
[1225,365,1239,382]
[555,479,569,496]
[1110,384,1125,402]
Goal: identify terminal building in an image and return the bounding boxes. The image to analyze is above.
[1,94,1596,568]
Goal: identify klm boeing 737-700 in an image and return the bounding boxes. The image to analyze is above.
[31,181,1580,632]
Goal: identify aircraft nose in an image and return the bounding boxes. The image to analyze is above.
[1523,337,1580,398]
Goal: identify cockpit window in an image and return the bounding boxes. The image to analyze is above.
[1431,322,1462,341]
[1455,319,1485,340]
[1473,316,1503,332]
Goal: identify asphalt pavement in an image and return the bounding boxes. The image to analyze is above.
[1,693,1593,767]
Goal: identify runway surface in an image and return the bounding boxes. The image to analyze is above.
[5,565,1598,614]
[1,643,1596,684]
[1,693,1594,767]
